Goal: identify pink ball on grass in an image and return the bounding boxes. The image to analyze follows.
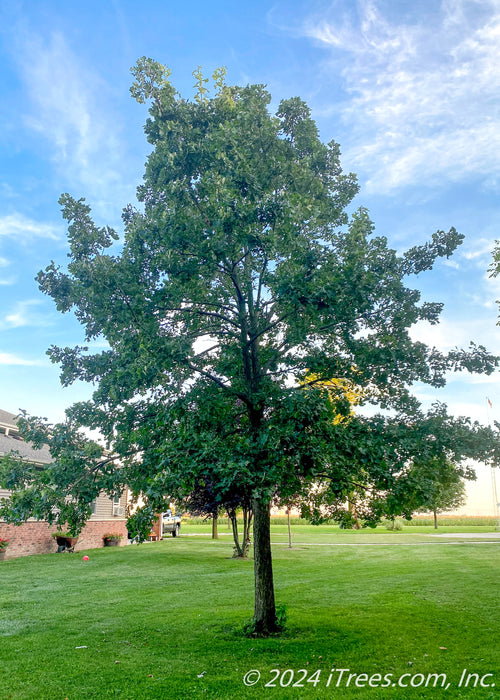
[82,555,89,561]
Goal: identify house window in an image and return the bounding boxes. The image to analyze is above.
[90,499,97,515]
[112,496,124,517]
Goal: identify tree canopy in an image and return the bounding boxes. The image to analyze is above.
[1,60,499,635]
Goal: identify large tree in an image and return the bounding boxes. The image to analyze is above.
[2,60,499,635]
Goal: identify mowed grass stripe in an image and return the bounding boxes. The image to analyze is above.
[0,528,498,699]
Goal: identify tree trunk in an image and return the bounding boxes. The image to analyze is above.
[243,506,253,557]
[433,509,438,530]
[287,508,292,549]
[228,507,253,557]
[212,513,218,539]
[252,496,278,635]
[348,497,361,529]
[229,509,244,557]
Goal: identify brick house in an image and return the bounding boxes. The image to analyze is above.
[0,408,128,559]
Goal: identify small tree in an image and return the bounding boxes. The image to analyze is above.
[296,403,496,529]
[181,477,222,540]
[179,471,253,555]
[410,457,468,528]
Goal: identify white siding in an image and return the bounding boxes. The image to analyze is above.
[0,487,11,502]
[1,488,128,521]
[89,491,128,520]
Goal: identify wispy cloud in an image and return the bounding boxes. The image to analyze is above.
[0,254,15,285]
[298,0,500,192]
[0,213,61,242]
[0,352,44,366]
[462,238,496,262]
[15,31,134,216]
[0,300,53,330]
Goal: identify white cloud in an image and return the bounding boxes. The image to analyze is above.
[462,237,496,262]
[0,300,53,330]
[17,31,134,215]
[300,0,500,192]
[0,213,60,242]
[0,352,44,366]
[410,316,500,354]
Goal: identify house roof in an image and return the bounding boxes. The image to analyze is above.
[0,409,19,429]
[0,433,53,464]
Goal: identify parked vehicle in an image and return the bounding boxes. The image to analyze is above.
[162,510,181,537]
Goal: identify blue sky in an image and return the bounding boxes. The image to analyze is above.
[0,1,499,511]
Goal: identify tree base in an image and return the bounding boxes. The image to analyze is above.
[243,616,282,638]
[243,604,287,637]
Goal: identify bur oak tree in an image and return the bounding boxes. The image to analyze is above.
[2,60,499,636]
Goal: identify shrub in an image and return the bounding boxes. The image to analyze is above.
[51,532,72,539]
[384,518,403,531]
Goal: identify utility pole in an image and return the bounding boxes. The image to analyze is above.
[486,398,500,531]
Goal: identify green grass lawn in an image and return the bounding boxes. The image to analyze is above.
[1,525,499,699]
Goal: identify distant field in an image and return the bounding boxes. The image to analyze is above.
[187,514,499,528]
[1,524,499,699]
[182,517,500,540]
[398,516,499,527]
